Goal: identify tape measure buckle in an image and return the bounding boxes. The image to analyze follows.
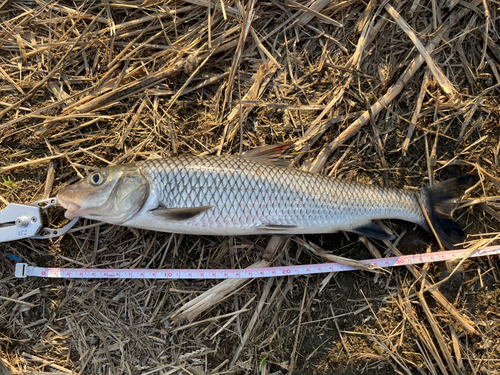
[15,263,28,278]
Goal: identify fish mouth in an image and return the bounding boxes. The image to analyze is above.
[57,194,81,219]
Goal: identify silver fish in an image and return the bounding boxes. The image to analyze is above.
[57,146,475,248]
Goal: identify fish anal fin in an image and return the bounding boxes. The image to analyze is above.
[350,222,396,241]
[240,143,293,167]
[150,206,212,221]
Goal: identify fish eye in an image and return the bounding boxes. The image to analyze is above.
[90,172,104,185]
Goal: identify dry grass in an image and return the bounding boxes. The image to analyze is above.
[1,0,500,374]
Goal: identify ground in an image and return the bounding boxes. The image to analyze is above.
[1,0,500,374]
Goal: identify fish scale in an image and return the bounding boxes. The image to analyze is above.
[134,156,426,235]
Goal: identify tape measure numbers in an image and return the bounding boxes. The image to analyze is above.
[14,245,500,279]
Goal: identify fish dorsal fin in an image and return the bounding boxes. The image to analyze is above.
[350,222,396,241]
[240,143,293,167]
[150,206,212,221]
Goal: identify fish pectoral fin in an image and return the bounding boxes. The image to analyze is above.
[150,206,213,221]
[350,222,396,241]
[257,224,301,232]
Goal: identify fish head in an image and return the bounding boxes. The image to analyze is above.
[57,163,149,224]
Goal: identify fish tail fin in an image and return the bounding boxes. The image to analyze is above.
[419,174,478,249]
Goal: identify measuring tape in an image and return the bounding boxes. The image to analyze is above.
[14,245,500,279]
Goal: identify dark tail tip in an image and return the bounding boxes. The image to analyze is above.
[422,174,478,249]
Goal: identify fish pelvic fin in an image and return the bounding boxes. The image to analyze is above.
[257,224,301,232]
[419,174,479,249]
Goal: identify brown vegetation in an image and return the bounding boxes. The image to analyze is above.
[1,0,499,374]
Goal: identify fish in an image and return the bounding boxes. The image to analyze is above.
[57,145,477,248]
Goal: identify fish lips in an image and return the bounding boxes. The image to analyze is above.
[57,194,82,219]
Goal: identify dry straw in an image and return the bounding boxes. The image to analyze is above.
[0,0,499,374]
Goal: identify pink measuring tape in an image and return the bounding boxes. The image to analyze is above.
[14,245,500,279]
